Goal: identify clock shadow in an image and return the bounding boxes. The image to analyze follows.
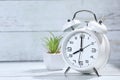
[25,69,97,80]
[33,74,96,80]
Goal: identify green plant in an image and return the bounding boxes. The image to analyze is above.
[44,32,62,54]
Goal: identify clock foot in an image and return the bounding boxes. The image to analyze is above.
[93,67,100,77]
[64,67,71,74]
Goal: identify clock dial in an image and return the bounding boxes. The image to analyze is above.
[64,32,99,68]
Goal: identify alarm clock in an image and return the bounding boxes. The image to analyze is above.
[62,10,110,76]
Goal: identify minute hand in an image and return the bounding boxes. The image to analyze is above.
[80,36,83,49]
[83,43,93,50]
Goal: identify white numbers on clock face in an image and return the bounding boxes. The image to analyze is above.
[65,32,99,68]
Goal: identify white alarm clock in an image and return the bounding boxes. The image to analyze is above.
[62,10,110,76]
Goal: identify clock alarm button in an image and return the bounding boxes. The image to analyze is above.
[62,19,81,32]
[88,21,107,34]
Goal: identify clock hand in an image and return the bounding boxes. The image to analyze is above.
[78,51,82,67]
[73,35,84,55]
[80,36,83,49]
[73,49,80,54]
[73,43,92,54]
[80,35,83,52]
[83,42,94,50]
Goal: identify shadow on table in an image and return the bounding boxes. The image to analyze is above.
[33,75,95,80]
[25,69,97,80]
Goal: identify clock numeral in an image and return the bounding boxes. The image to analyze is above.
[67,47,72,52]
[87,37,89,40]
[75,36,77,40]
[91,42,94,45]
[69,41,74,44]
[91,48,96,53]
[69,54,73,58]
[90,55,94,59]
[73,60,76,63]
[78,61,83,66]
[85,60,89,63]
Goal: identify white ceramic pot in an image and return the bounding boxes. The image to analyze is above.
[43,52,65,70]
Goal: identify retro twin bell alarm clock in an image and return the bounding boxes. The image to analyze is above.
[62,10,110,76]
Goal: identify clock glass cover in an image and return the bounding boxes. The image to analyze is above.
[64,32,99,69]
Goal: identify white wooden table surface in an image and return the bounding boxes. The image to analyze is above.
[0,62,119,80]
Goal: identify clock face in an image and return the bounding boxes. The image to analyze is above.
[63,31,99,69]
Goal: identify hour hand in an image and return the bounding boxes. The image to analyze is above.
[73,49,80,54]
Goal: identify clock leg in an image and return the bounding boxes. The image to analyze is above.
[64,67,71,74]
[93,67,100,77]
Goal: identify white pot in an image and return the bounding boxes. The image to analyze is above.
[43,52,65,70]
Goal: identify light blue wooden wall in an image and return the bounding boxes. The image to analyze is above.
[0,0,119,63]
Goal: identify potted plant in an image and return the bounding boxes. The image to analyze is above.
[43,32,65,70]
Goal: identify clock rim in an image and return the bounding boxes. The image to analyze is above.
[94,34,110,71]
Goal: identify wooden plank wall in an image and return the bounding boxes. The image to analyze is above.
[0,0,119,63]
